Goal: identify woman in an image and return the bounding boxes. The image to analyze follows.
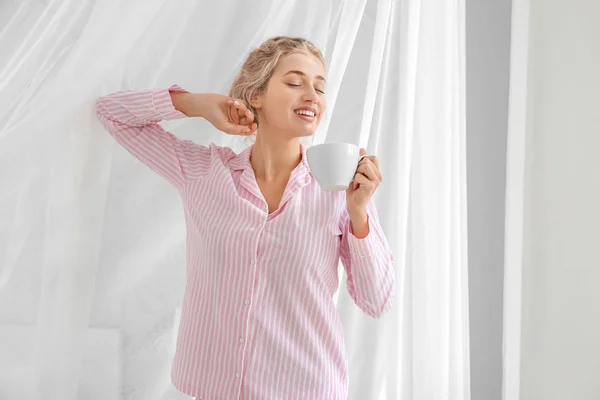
[96,36,395,400]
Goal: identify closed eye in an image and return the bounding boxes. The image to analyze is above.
[287,83,325,94]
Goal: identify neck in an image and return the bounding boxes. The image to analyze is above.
[250,136,303,182]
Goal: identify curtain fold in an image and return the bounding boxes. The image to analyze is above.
[0,1,469,399]
[503,0,530,398]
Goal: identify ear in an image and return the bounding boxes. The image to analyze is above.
[248,94,262,109]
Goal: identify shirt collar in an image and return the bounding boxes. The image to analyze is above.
[229,142,311,177]
[228,142,313,208]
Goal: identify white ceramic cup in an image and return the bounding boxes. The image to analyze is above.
[306,142,373,191]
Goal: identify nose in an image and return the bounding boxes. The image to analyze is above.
[302,87,319,104]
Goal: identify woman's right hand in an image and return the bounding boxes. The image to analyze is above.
[199,93,257,136]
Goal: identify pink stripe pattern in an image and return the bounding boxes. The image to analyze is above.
[95,84,396,400]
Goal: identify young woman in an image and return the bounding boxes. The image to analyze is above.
[96,36,395,400]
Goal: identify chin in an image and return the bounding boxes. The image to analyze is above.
[286,125,317,138]
[295,130,315,138]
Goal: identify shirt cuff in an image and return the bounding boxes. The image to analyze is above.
[151,84,190,120]
[347,212,382,258]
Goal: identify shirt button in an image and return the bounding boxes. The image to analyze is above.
[239,338,245,343]
[235,372,240,378]
[250,260,256,265]
[244,300,250,305]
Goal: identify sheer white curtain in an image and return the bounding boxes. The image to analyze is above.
[0,1,469,399]
[503,0,530,398]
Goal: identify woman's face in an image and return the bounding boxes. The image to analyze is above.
[252,51,327,139]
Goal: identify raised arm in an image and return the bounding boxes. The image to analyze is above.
[95,84,212,192]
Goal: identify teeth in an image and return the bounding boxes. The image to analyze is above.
[295,110,315,117]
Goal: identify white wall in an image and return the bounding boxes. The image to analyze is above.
[520,0,600,399]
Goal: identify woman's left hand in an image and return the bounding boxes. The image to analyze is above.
[346,148,383,218]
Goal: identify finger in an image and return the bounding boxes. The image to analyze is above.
[371,156,379,170]
[226,101,240,124]
[236,105,253,123]
[226,108,255,132]
[350,172,364,190]
[353,172,374,188]
[243,109,254,124]
[358,157,382,180]
[225,121,253,135]
[365,163,382,181]
[226,100,243,123]
[229,100,254,123]
[357,163,375,181]
[224,119,256,135]
[371,156,379,169]
[359,155,379,171]
[362,164,380,182]
[358,159,382,181]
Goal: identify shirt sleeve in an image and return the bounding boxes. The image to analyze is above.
[339,198,397,319]
[95,84,212,192]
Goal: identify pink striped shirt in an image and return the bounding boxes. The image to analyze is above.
[95,84,396,400]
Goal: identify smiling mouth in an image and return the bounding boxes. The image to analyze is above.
[295,112,316,121]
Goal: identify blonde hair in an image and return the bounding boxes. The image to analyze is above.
[228,36,325,144]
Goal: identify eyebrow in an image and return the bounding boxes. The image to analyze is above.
[284,70,326,84]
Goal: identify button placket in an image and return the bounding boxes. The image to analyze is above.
[237,218,262,384]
